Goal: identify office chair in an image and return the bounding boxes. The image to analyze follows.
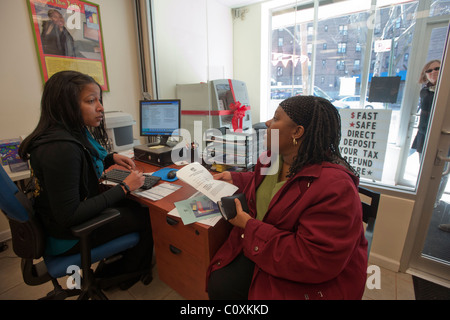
[358,186,380,258]
[0,165,149,300]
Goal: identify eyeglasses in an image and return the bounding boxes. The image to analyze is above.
[425,66,440,73]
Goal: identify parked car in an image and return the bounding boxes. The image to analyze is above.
[270,85,350,109]
[333,95,384,109]
[271,85,334,101]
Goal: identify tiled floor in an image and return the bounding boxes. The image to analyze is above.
[0,240,415,300]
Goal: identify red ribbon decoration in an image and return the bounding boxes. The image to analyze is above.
[229,101,249,133]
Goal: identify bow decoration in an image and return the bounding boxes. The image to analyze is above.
[228,101,249,133]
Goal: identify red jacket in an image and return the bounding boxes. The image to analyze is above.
[206,155,368,300]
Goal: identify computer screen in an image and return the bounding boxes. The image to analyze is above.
[139,99,181,145]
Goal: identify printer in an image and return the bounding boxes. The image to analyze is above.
[104,111,136,152]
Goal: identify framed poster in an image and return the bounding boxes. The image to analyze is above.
[27,0,109,91]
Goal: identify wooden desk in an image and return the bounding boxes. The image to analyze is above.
[131,161,232,300]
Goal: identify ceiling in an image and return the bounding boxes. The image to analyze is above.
[216,0,267,8]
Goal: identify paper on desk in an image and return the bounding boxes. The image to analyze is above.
[135,182,182,201]
[118,149,134,158]
[176,162,238,203]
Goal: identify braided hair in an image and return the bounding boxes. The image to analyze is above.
[279,95,357,177]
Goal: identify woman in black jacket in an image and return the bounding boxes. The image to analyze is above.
[19,71,153,289]
[412,59,441,159]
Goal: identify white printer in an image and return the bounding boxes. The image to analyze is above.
[104,111,136,152]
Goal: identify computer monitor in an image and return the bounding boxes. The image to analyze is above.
[139,99,181,146]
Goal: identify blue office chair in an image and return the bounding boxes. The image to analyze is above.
[0,165,145,300]
[359,186,380,257]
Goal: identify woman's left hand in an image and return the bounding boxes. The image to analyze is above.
[113,153,136,170]
[229,198,253,229]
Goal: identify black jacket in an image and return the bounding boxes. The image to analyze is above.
[417,86,435,135]
[29,128,125,239]
[412,85,435,153]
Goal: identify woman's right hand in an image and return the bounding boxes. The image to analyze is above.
[122,170,145,191]
[213,171,233,184]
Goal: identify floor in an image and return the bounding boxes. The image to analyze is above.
[422,199,450,263]
[0,239,415,300]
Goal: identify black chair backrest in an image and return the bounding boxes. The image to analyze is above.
[358,186,380,257]
[358,186,380,224]
[0,166,46,259]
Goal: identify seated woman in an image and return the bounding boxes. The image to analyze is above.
[19,71,153,290]
[207,95,368,300]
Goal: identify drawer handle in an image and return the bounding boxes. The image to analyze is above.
[166,216,179,226]
[169,244,182,255]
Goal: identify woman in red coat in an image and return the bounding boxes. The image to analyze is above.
[207,95,368,300]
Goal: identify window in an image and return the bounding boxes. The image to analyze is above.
[339,25,348,35]
[268,0,450,191]
[336,60,345,70]
[277,66,283,76]
[338,42,347,53]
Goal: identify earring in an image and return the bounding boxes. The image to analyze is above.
[293,138,298,146]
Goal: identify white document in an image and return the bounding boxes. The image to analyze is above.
[176,162,238,203]
[135,182,182,201]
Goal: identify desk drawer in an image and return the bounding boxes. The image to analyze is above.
[151,211,208,261]
[154,233,209,300]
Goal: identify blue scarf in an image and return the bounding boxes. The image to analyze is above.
[85,129,108,178]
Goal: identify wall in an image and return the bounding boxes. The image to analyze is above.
[0,0,142,239]
[153,0,233,99]
[233,4,262,124]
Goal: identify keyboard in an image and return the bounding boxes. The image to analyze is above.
[102,169,161,190]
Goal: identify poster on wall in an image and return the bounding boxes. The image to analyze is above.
[27,0,109,91]
[339,109,392,181]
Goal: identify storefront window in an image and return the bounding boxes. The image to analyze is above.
[268,0,450,190]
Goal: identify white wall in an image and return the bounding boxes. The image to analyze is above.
[153,0,233,99]
[233,4,263,124]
